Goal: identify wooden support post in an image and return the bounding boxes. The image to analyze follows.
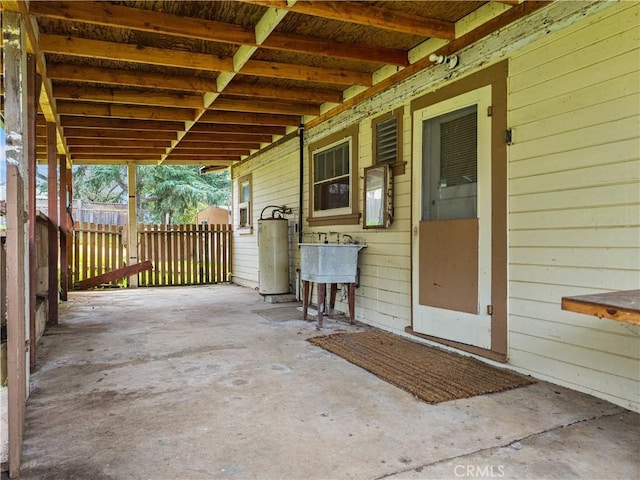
[27,54,39,372]
[59,155,68,300]
[46,122,58,325]
[66,165,73,292]
[4,11,29,477]
[127,162,138,287]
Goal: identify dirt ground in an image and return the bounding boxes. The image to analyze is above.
[10,285,640,479]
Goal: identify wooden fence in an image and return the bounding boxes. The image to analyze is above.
[73,222,126,288]
[72,222,232,288]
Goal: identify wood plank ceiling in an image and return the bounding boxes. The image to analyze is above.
[1,0,540,170]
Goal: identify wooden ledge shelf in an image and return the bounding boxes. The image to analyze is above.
[561,290,640,325]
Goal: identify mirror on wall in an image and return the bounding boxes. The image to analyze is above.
[363,164,393,229]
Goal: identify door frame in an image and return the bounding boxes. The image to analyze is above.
[408,61,509,361]
[412,86,493,349]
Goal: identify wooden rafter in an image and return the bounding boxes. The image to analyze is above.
[199,111,301,126]
[56,101,196,121]
[212,97,320,116]
[39,34,372,86]
[47,63,220,93]
[60,116,184,131]
[63,128,178,140]
[243,0,456,39]
[29,0,409,66]
[53,85,205,109]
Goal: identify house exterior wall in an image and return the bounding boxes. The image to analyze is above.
[232,1,640,412]
[232,141,300,290]
[507,2,640,411]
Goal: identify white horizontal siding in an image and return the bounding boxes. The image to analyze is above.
[508,1,640,411]
[231,0,638,412]
[231,146,300,291]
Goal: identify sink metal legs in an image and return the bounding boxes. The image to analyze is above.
[302,281,356,329]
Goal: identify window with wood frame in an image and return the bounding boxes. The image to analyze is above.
[308,125,360,227]
[372,108,405,175]
[237,173,252,230]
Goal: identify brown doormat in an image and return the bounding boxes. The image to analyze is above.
[308,330,535,404]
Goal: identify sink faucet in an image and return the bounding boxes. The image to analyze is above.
[342,234,354,244]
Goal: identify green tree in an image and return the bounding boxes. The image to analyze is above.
[72,165,230,224]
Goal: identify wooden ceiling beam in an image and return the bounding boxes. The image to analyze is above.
[57,101,196,121]
[188,123,286,135]
[30,1,408,66]
[225,81,342,104]
[176,141,262,150]
[199,111,301,126]
[170,149,253,156]
[163,155,240,162]
[39,34,233,72]
[181,132,275,143]
[70,153,163,160]
[213,97,320,116]
[40,34,371,86]
[47,63,220,93]
[30,1,255,44]
[68,147,168,155]
[242,59,371,86]
[243,0,455,39]
[66,138,173,149]
[53,85,205,109]
[48,63,342,103]
[63,128,177,141]
[60,116,184,131]
[264,30,408,66]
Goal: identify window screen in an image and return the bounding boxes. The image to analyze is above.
[313,140,350,211]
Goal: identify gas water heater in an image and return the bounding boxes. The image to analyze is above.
[257,206,291,295]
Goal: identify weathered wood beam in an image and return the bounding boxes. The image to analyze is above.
[170,148,253,156]
[53,85,205,109]
[56,101,196,122]
[226,81,342,104]
[70,153,163,161]
[176,141,262,150]
[307,1,550,129]
[242,59,371,86]
[187,123,286,136]
[39,34,233,72]
[75,261,153,290]
[68,147,168,156]
[48,63,342,102]
[60,116,184,131]
[40,34,371,86]
[4,10,28,476]
[63,127,177,141]
[66,138,173,148]
[164,159,236,167]
[27,53,39,373]
[46,122,58,328]
[163,156,238,164]
[59,154,69,300]
[243,0,456,39]
[47,63,220,93]
[180,133,272,144]
[30,1,409,66]
[199,111,300,126]
[213,97,320,116]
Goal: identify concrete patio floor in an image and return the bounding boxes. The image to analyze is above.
[15,285,640,479]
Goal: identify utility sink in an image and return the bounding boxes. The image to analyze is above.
[299,243,367,284]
